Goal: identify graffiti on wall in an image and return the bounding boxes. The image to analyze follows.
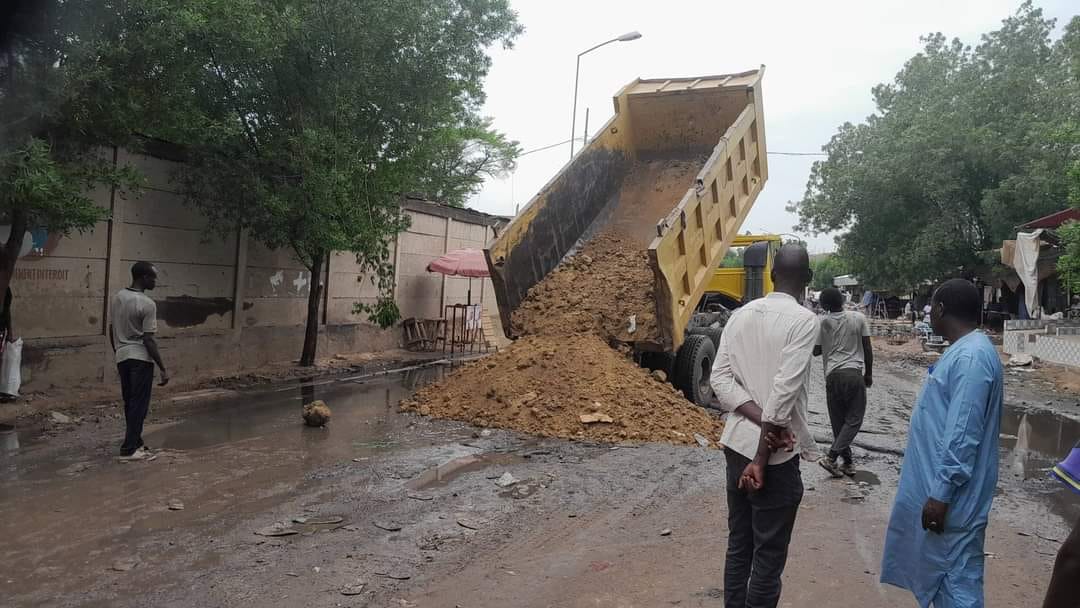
[0,226,62,260]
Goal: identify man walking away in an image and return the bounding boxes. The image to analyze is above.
[881,279,1003,607]
[711,244,818,608]
[814,287,872,478]
[110,261,169,461]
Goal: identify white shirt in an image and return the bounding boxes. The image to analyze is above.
[710,292,819,464]
[816,310,870,376]
[111,288,158,363]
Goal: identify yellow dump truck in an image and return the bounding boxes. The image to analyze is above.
[485,68,769,406]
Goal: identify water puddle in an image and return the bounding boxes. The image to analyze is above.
[406,453,525,491]
[850,470,881,486]
[999,405,1080,523]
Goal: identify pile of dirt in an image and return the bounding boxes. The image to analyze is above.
[511,233,658,343]
[402,334,722,445]
[405,158,719,446]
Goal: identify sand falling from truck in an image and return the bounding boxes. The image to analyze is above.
[402,159,724,446]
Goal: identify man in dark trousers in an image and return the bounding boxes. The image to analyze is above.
[710,244,817,608]
[110,261,168,461]
[814,287,873,478]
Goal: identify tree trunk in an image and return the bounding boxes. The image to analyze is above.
[0,208,29,302]
[299,251,324,367]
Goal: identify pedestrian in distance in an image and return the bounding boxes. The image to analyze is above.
[881,278,1004,607]
[110,261,169,461]
[710,244,818,608]
[1041,441,1080,608]
[814,286,873,478]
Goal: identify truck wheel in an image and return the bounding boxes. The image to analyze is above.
[674,334,716,406]
[686,325,722,353]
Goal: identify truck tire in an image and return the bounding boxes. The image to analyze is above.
[686,325,722,353]
[674,334,716,406]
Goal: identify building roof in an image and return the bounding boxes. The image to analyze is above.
[401,196,505,227]
[1019,208,1080,230]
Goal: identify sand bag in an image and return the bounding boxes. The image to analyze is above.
[0,338,22,397]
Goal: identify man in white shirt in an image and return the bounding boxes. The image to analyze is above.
[710,244,818,608]
[813,287,873,478]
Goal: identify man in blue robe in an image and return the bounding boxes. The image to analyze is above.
[881,279,1004,607]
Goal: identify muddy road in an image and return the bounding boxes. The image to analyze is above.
[0,353,1075,607]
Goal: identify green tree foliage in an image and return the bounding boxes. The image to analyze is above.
[811,255,850,291]
[115,0,521,365]
[791,4,1079,291]
[0,1,143,298]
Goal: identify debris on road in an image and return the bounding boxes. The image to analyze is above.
[255,523,299,537]
[340,583,366,596]
[167,499,185,511]
[50,411,72,424]
[373,521,403,532]
[494,472,519,487]
[407,492,434,501]
[456,518,482,530]
[111,557,139,572]
[293,515,344,525]
[693,433,711,448]
[579,412,614,424]
[650,370,667,383]
[660,528,672,536]
[302,400,332,427]
[1008,354,1034,367]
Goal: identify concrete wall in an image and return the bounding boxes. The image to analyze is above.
[11,148,505,389]
[1003,320,1080,368]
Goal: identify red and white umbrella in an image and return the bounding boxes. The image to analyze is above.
[427,248,490,305]
[426,248,490,278]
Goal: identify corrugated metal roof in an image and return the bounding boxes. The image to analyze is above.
[1020,208,1080,230]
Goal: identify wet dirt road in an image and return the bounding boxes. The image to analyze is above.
[0,355,1075,607]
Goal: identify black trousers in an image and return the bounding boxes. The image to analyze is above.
[825,368,867,462]
[118,359,154,455]
[724,448,803,608]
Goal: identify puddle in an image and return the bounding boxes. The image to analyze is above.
[999,405,1080,524]
[406,453,525,491]
[142,366,445,453]
[850,470,881,486]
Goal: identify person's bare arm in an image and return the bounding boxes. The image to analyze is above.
[142,334,169,386]
[1043,517,1080,608]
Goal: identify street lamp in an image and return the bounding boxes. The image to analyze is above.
[570,31,642,159]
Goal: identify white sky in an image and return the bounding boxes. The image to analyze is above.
[466,0,1076,253]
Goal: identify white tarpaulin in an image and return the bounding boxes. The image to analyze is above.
[1013,230,1042,318]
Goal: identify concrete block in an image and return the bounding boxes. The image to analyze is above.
[120,224,236,266]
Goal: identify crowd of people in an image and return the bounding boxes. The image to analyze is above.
[709,244,1078,608]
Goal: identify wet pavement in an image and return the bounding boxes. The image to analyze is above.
[0,354,1075,607]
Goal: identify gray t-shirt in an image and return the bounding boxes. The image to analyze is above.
[111,288,158,363]
[816,310,870,376]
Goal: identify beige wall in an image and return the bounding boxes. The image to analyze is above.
[12,148,504,389]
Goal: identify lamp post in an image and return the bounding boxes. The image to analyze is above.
[570,31,641,159]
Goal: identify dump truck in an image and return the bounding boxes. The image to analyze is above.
[485,68,769,406]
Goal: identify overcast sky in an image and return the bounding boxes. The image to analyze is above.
[465,0,1076,253]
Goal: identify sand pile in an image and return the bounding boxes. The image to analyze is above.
[404,158,721,445]
[511,233,657,343]
[402,334,722,445]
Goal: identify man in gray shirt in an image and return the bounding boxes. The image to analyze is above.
[813,287,873,478]
[110,261,169,461]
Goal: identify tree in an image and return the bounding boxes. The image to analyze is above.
[790,4,1079,291]
[409,116,520,207]
[0,1,142,302]
[811,254,850,291]
[126,0,521,365]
